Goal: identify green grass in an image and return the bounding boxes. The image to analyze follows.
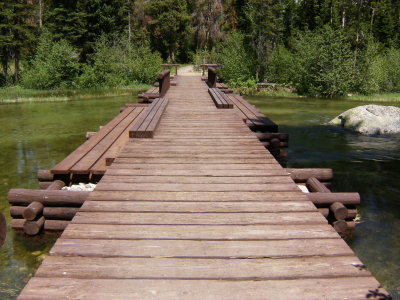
[342,93,400,102]
[248,88,400,102]
[0,84,150,104]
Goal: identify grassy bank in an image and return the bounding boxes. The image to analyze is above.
[0,84,150,104]
[247,88,400,103]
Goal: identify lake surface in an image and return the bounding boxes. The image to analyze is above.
[0,94,399,298]
[247,96,400,298]
[0,95,134,299]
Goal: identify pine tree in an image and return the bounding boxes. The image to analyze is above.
[192,0,224,50]
[0,0,35,83]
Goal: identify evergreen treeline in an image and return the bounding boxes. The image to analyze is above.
[1,0,400,97]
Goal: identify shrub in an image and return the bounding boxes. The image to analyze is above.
[21,32,80,89]
[212,32,256,85]
[77,37,161,88]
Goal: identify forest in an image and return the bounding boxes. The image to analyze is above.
[1,0,400,98]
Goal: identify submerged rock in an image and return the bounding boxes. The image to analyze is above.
[329,104,400,135]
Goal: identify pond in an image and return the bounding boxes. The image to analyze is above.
[0,95,135,299]
[0,94,399,298]
[247,95,400,298]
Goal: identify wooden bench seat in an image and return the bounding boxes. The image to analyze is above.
[228,94,278,132]
[129,98,169,138]
[216,82,233,93]
[50,105,146,182]
[208,88,234,109]
[138,87,159,103]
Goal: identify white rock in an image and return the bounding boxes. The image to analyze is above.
[328,104,400,135]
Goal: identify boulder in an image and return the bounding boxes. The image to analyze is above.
[329,104,400,135]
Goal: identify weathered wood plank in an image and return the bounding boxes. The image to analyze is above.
[51,238,352,258]
[61,224,340,240]
[87,190,308,201]
[71,211,327,225]
[35,256,370,279]
[18,277,385,300]
[80,200,316,213]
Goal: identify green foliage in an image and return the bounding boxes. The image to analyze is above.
[143,0,191,61]
[212,32,256,85]
[268,26,353,98]
[229,78,258,95]
[266,45,295,85]
[20,32,80,89]
[77,37,161,88]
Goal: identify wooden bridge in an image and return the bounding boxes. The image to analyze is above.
[18,73,385,299]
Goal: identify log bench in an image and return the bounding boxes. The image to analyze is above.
[129,98,169,138]
[50,105,146,182]
[208,88,233,109]
[228,93,278,132]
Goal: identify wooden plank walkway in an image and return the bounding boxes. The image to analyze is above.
[19,75,384,299]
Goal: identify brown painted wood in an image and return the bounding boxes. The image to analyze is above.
[307,193,360,206]
[43,207,79,220]
[37,169,53,181]
[51,107,135,174]
[44,220,70,231]
[23,216,45,235]
[35,256,370,279]
[286,168,334,182]
[8,189,89,206]
[51,238,352,258]
[71,211,327,225]
[306,177,331,193]
[23,201,44,221]
[46,180,66,190]
[330,202,348,220]
[0,213,6,247]
[19,74,385,299]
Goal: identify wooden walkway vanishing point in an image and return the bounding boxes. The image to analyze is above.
[19,74,385,299]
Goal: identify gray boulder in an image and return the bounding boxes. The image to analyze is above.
[329,104,400,135]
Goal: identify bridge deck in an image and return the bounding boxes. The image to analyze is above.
[19,76,382,299]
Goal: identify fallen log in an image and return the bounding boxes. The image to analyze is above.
[23,202,44,221]
[306,177,331,193]
[37,170,53,182]
[11,219,25,230]
[330,202,348,220]
[306,192,360,207]
[286,168,333,183]
[46,180,66,190]
[43,207,79,220]
[8,189,90,207]
[10,206,25,218]
[23,216,45,235]
[0,213,6,247]
[39,182,52,189]
[44,220,69,231]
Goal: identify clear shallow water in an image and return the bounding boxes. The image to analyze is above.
[0,95,134,299]
[0,95,399,298]
[247,96,400,298]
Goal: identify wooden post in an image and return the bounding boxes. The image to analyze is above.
[306,177,331,193]
[8,189,90,206]
[46,180,66,190]
[39,182,52,189]
[23,216,45,235]
[286,168,333,183]
[329,202,348,220]
[44,220,69,231]
[11,219,25,230]
[306,192,360,206]
[10,206,25,218]
[0,213,6,247]
[43,207,79,220]
[37,170,53,182]
[23,202,44,221]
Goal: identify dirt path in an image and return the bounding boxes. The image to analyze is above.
[177,65,201,76]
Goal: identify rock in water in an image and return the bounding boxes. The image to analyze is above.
[329,104,400,135]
